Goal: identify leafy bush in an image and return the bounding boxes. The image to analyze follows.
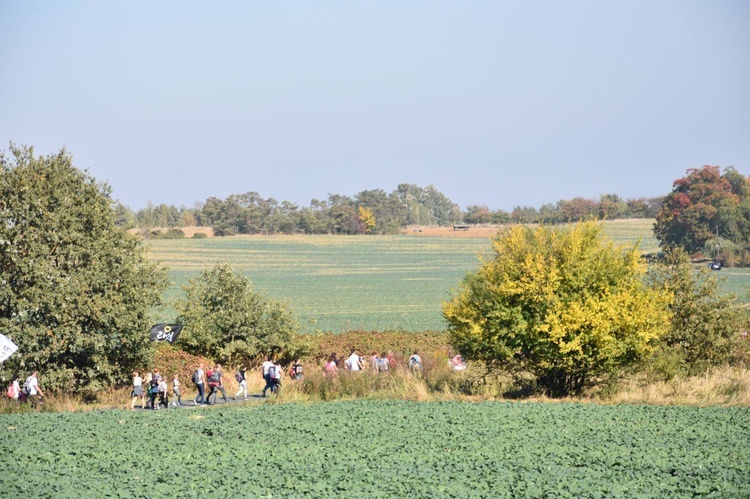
[176,263,300,366]
[192,232,208,239]
[163,228,185,239]
[444,221,672,396]
[647,248,746,379]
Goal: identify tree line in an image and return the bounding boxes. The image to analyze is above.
[115,189,664,236]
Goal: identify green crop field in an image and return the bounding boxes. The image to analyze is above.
[144,220,749,333]
[1,401,747,497]
[146,235,493,333]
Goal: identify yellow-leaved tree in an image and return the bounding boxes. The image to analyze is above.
[358,206,376,234]
[443,221,672,396]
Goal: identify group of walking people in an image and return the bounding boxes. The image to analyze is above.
[129,368,180,410]
[130,358,304,410]
[324,349,425,375]
[5,371,45,410]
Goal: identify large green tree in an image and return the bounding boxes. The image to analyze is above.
[443,222,671,396]
[175,264,299,365]
[0,145,167,396]
[647,248,744,377]
[654,166,750,255]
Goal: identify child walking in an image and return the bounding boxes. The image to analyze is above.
[234,366,247,400]
[130,371,145,410]
[172,374,181,406]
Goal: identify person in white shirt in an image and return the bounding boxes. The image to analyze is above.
[345,349,363,372]
[172,374,181,406]
[408,351,423,371]
[234,367,247,400]
[130,372,145,410]
[193,364,206,405]
[25,371,44,410]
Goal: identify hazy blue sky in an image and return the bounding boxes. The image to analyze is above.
[1,1,748,212]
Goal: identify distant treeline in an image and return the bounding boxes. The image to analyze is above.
[114,184,663,236]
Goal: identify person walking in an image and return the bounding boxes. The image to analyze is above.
[205,366,217,405]
[408,350,423,371]
[130,371,145,410]
[291,359,303,380]
[205,365,228,404]
[386,350,396,369]
[370,351,381,373]
[172,373,181,406]
[24,371,44,411]
[345,348,363,372]
[213,364,229,404]
[261,357,275,397]
[158,376,169,409]
[378,352,390,373]
[324,354,339,376]
[149,369,162,410]
[6,375,20,401]
[268,360,282,395]
[234,366,247,400]
[193,363,206,406]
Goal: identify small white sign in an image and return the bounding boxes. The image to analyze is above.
[0,334,18,363]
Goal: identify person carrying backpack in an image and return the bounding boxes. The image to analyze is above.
[234,366,247,400]
[205,367,216,405]
[408,350,423,371]
[205,364,228,405]
[292,359,303,380]
[268,361,282,394]
[24,371,44,410]
[148,369,162,410]
[377,352,389,373]
[262,357,276,396]
[192,363,206,406]
[214,364,229,404]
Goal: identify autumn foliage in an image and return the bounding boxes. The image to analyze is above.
[443,222,672,396]
[654,166,750,258]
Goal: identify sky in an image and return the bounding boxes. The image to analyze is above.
[1,1,748,212]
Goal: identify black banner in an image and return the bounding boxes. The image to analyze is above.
[149,324,183,344]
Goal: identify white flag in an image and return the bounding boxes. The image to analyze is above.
[0,334,18,363]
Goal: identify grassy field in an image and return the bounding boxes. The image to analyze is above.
[144,220,750,333]
[147,235,492,333]
[1,400,747,497]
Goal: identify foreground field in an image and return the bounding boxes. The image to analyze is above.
[1,401,747,497]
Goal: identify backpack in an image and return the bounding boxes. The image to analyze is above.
[234,372,242,383]
[210,371,220,383]
[6,384,16,399]
[268,365,279,380]
[191,370,200,384]
[23,377,32,395]
[376,357,387,371]
[408,357,423,371]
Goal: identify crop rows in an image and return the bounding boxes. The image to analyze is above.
[147,235,492,333]
[144,223,749,334]
[1,401,747,497]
